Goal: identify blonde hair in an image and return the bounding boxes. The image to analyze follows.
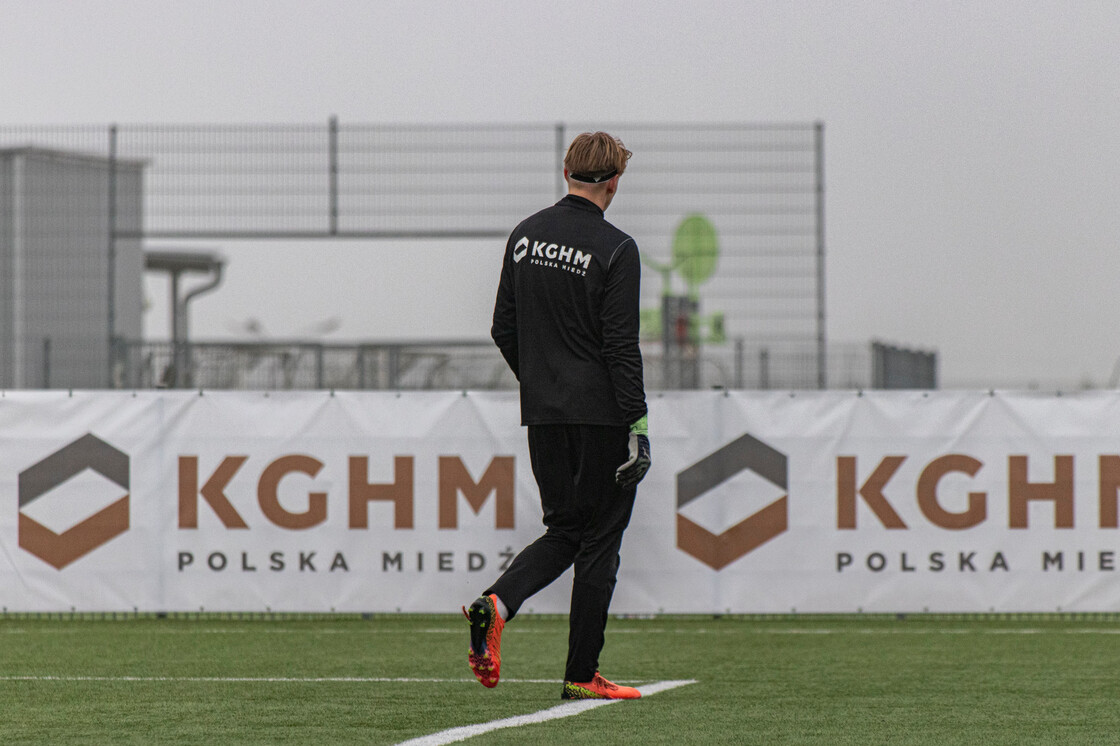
[564,132,632,182]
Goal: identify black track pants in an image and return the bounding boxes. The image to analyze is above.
[486,423,637,683]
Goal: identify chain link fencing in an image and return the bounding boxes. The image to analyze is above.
[0,120,857,390]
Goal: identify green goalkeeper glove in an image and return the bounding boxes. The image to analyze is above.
[615,415,651,489]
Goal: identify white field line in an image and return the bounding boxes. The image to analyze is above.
[8,627,1120,637]
[0,676,570,684]
[395,679,697,746]
[751,628,1120,635]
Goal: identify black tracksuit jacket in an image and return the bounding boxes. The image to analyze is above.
[491,194,647,427]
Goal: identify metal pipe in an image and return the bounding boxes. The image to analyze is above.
[178,263,224,341]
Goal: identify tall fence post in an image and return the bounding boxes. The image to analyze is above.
[388,346,401,389]
[42,337,51,388]
[815,121,827,389]
[107,124,119,387]
[555,122,566,201]
[734,337,744,390]
[328,116,339,235]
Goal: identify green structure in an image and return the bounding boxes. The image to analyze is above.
[641,213,726,388]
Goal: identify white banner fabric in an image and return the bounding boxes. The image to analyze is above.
[3,389,1120,614]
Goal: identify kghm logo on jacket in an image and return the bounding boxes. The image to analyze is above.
[516,236,592,276]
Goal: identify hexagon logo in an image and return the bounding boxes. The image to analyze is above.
[18,433,130,570]
[676,433,788,570]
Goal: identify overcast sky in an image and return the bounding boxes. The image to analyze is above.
[3,1,1118,389]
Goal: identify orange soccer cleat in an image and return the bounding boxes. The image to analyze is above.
[463,594,505,688]
[561,672,641,700]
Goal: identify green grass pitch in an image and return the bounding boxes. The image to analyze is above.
[3,613,1120,744]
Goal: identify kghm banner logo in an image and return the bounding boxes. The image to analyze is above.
[18,434,130,570]
[676,433,788,570]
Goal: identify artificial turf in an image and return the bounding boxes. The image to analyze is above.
[2,614,1119,744]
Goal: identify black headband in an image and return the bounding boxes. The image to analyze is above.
[569,169,618,184]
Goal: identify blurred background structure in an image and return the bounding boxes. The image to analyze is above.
[0,145,143,388]
[0,121,935,391]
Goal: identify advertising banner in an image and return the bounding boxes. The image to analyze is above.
[2,389,1120,614]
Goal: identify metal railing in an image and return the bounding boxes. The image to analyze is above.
[104,338,908,392]
[112,339,516,391]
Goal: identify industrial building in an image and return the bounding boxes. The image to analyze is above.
[0,147,144,388]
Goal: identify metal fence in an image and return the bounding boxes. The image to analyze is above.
[106,338,893,392]
[113,339,516,391]
[2,121,825,389]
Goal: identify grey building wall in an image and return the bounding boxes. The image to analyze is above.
[0,148,142,388]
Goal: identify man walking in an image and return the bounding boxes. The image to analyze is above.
[464,131,651,701]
